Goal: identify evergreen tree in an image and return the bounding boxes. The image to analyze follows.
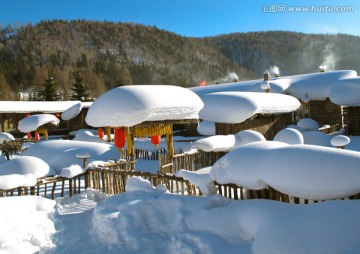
[70,71,89,101]
[39,73,60,101]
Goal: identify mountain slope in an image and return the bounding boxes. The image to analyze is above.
[1,20,360,100]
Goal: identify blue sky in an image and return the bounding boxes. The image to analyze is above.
[1,0,359,37]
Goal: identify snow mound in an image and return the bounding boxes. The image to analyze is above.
[18,114,60,132]
[210,141,360,200]
[273,128,304,145]
[91,187,360,254]
[234,130,266,148]
[61,102,82,120]
[86,85,204,127]
[59,164,85,178]
[297,118,319,131]
[0,132,15,143]
[197,121,216,136]
[331,135,350,147]
[192,135,235,152]
[0,174,37,190]
[0,156,55,177]
[176,169,217,196]
[0,196,56,253]
[302,131,332,147]
[21,140,119,174]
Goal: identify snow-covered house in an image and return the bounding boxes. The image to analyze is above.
[85,85,204,161]
[191,70,357,133]
[0,101,92,137]
[329,77,360,135]
[197,92,300,139]
[284,70,356,129]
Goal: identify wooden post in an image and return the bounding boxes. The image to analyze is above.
[106,127,112,142]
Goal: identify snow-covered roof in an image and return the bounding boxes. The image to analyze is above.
[285,70,357,100]
[61,102,82,120]
[0,101,91,113]
[190,77,293,96]
[199,92,300,123]
[85,85,204,127]
[190,70,357,101]
[18,114,60,132]
[329,77,360,106]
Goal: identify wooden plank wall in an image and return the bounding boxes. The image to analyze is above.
[309,99,342,127]
[343,106,360,135]
[215,114,292,140]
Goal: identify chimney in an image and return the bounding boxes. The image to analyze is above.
[319,65,326,72]
[263,72,270,81]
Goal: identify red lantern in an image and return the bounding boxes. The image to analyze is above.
[26,132,32,139]
[98,128,104,139]
[35,133,40,142]
[114,128,126,149]
[151,135,161,147]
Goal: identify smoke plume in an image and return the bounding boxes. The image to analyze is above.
[319,44,337,71]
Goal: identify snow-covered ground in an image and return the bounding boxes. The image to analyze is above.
[2,76,360,253]
[1,128,360,254]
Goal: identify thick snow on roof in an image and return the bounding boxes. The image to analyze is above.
[284,70,357,100]
[61,102,82,120]
[0,101,88,113]
[86,85,204,127]
[199,92,300,123]
[329,77,360,106]
[190,77,293,96]
[18,114,60,132]
[191,70,357,101]
[210,141,360,200]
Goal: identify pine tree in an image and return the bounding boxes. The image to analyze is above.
[39,73,60,101]
[70,71,89,101]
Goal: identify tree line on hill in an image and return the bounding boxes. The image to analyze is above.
[1,20,360,101]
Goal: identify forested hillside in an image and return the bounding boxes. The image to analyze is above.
[205,31,360,76]
[0,20,360,100]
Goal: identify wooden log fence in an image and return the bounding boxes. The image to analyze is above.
[0,174,85,199]
[215,183,360,204]
[159,150,224,174]
[85,168,202,196]
[122,148,167,161]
